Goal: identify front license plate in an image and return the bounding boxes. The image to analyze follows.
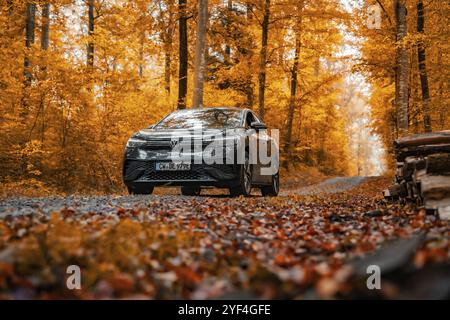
[156,162,191,171]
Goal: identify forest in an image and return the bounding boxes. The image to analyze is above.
[0,0,447,194]
[0,0,449,301]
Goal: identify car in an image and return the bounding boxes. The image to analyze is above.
[122,107,279,196]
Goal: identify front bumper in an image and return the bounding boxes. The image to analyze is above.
[123,159,238,187]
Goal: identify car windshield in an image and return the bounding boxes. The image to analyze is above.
[154,109,242,130]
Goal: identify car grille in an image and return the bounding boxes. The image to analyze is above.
[137,138,216,149]
[124,160,230,181]
[145,170,208,181]
[139,139,172,151]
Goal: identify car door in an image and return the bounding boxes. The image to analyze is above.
[243,111,262,183]
[251,112,272,184]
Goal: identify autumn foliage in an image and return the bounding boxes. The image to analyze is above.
[0,1,448,189]
[354,0,449,169]
[0,0,359,194]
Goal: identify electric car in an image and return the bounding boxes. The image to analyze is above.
[123,107,279,196]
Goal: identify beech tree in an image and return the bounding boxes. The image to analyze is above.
[192,0,208,108]
[178,0,188,109]
[394,0,409,136]
[257,0,270,121]
[417,0,431,132]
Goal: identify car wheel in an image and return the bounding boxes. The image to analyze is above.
[261,172,279,197]
[127,185,154,195]
[230,152,252,197]
[181,186,201,196]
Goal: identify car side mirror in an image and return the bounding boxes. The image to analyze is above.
[250,122,267,131]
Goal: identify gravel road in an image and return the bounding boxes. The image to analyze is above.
[0,177,366,218]
[295,176,366,195]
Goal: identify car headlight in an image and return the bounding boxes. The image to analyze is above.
[126,138,145,148]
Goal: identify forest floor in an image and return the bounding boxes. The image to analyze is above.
[0,176,448,299]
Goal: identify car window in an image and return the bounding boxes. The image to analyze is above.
[154,109,242,130]
[253,113,262,123]
[245,112,256,128]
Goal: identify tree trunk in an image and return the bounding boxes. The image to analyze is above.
[164,0,175,94]
[244,1,254,109]
[25,3,36,46]
[257,0,270,121]
[411,48,419,134]
[283,39,300,168]
[437,48,445,129]
[24,2,36,86]
[192,0,208,109]
[87,0,95,67]
[225,0,232,61]
[178,0,188,109]
[283,1,303,169]
[417,0,432,133]
[138,30,145,78]
[22,1,36,114]
[40,2,50,142]
[164,31,173,94]
[394,0,409,136]
[41,2,50,51]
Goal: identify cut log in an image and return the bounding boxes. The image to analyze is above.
[391,131,450,210]
[402,157,416,180]
[426,153,450,175]
[396,144,450,162]
[402,157,426,181]
[384,183,407,199]
[396,163,404,180]
[438,206,450,220]
[414,168,426,184]
[395,130,450,149]
[413,158,426,171]
[425,198,450,211]
[421,175,450,201]
[383,188,393,199]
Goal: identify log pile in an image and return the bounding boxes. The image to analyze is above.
[385,131,450,220]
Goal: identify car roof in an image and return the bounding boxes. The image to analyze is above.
[154,107,258,129]
[169,107,252,119]
[174,107,248,112]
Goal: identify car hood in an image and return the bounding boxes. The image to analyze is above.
[132,128,243,141]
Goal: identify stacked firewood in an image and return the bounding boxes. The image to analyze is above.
[384,131,450,220]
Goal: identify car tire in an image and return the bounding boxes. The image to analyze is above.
[229,152,252,197]
[261,172,279,197]
[127,185,154,195]
[181,186,201,196]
